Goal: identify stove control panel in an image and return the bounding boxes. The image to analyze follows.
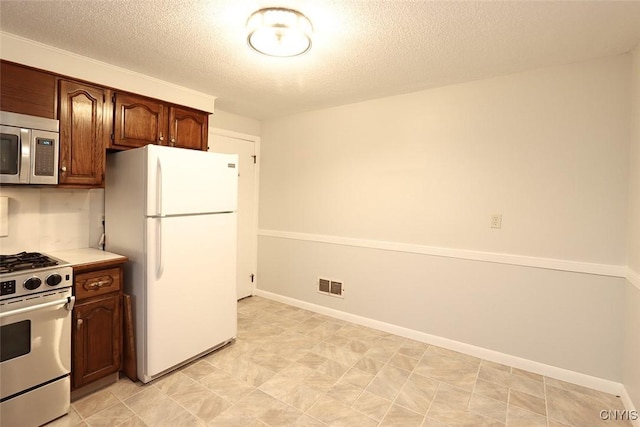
[1,280,16,296]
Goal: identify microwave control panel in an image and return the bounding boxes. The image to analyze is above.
[34,138,56,177]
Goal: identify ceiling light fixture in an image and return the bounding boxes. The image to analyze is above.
[247,8,313,57]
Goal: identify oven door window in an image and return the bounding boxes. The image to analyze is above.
[0,320,31,362]
[0,133,20,175]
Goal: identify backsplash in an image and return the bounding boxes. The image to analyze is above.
[0,187,104,254]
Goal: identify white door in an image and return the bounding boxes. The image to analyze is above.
[209,129,259,299]
[145,145,238,216]
[145,213,237,378]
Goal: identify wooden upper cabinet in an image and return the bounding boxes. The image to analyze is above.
[111,92,209,151]
[0,61,56,118]
[168,107,209,150]
[112,93,166,149]
[58,80,108,187]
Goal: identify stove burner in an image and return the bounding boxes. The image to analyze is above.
[0,252,59,274]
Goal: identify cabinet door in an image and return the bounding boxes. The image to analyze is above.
[168,106,209,150]
[0,61,56,119]
[113,93,166,149]
[72,295,121,389]
[58,80,107,186]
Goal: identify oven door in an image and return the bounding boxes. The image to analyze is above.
[0,289,74,400]
[0,125,30,184]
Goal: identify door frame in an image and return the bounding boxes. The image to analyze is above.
[209,127,261,297]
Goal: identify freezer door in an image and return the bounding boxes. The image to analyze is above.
[144,213,237,378]
[146,145,238,216]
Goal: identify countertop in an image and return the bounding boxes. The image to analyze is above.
[49,248,127,268]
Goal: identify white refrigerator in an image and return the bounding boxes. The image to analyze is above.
[105,144,238,383]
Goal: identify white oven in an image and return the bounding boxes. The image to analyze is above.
[0,253,74,427]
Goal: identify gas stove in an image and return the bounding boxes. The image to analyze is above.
[0,252,73,301]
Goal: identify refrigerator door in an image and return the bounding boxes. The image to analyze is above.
[144,212,237,379]
[146,145,238,217]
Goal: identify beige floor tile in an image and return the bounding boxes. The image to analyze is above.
[278,382,324,411]
[428,403,504,426]
[380,404,425,426]
[430,383,471,411]
[414,351,479,391]
[307,395,378,427]
[545,384,631,427]
[83,403,134,427]
[258,401,303,426]
[169,382,230,423]
[365,364,411,400]
[180,360,217,380]
[474,379,509,403]
[395,373,439,415]
[219,389,279,420]
[508,389,546,416]
[351,391,393,421]
[506,406,547,427]
[296,352,329,370]
[124,387,193,426]
[199,369,255,403]
[354,355,386,375]
[291,414,328,426]
[545,377,625,409]
[469,393,507,422]
[508,374,545,398]
[152,371,196,396]
[480,360,511,373]
[304,370,338,392]
[397,340,429,360]
[115,415,147,426]
[316,359,351,379]
[389,352,420,371]
[72,388,120,419]
[106,377,146,401]
[327,380,364,406]
[511,367,543,382]
[342,367,376,389]
[228,357,276,386]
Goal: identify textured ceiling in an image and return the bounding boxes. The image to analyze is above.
[1,1,640,120]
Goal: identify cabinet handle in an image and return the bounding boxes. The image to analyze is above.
[77,318,83,329]
[87,280,110,289]
[60,166,67,172]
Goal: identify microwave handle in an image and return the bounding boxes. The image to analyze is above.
[19,128,30,183]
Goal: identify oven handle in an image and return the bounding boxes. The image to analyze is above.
[0,296,75,319]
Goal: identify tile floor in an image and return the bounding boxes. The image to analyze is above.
[49,296,631,427]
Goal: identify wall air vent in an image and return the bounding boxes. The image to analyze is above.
[330,281,344,298]
[318,278,330,295]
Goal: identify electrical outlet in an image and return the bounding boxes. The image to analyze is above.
[491,214,502,229]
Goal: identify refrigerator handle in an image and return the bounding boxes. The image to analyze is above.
[156,218,164,278]
[156,158,163,216]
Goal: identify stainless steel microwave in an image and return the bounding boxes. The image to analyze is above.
[0,111,59,185]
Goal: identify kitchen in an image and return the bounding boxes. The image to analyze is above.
[1,1,640,426]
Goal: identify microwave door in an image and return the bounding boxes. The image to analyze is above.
[0,125,30,184]
[29,129,59,185]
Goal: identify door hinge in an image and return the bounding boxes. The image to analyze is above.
[250,274,255,283]
[252,155,257,164]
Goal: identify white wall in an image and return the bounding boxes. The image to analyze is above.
[258,54,632,382]
[211,109,261,136]
[623,43,640,412]
[0,187,104,253]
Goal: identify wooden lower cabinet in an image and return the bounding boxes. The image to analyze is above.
[71,260,125,390]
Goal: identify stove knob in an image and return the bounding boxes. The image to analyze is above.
[46,274,63,287]
[24,277,42,290]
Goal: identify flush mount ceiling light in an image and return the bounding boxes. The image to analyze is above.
[247,7,313,57]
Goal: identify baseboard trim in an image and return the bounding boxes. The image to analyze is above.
[258,229,626,278]
[255,288,629,399]
[627,268,640,292]
[620,388,640,427]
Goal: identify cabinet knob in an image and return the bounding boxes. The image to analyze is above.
[77,318,83,329]
[60,166,67,172]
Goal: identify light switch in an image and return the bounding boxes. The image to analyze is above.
[0,196,8,237]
